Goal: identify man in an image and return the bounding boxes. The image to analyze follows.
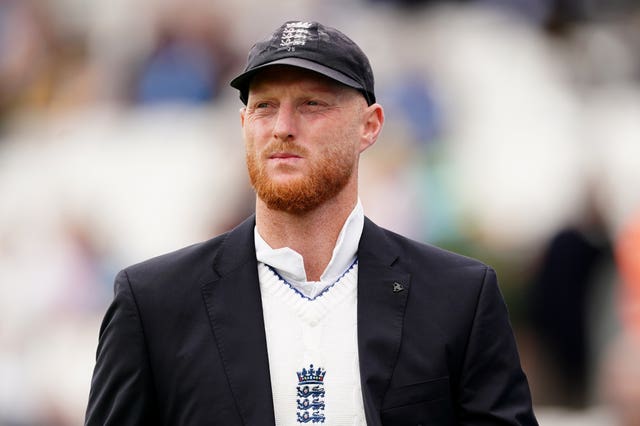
[86,21,538,425]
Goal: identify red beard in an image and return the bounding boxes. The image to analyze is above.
[246,141,355,214]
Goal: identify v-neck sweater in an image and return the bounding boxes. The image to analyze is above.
[258,262,365,425]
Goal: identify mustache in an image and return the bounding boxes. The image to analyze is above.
[262,141,308,158]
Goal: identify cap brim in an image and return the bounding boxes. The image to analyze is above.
[230,57,365,103]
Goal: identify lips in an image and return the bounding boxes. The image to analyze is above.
[269,152,302,159]
[265,146,306,160]
[263,141,308,161]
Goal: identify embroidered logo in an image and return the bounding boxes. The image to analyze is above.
[280,21,312,51]
[296,364,326,423]
[392,282,404,293]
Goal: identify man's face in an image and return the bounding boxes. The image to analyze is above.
[241,66,370,214]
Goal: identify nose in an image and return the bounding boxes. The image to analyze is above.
[272,104,297,141]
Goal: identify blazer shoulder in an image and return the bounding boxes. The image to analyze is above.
[121,215,256,291]
[363,217,489,273]
[125,233,223,277]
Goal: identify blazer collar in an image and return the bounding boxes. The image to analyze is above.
[200,216,276,426]
[200,216,411,426]
[357,217,412,426]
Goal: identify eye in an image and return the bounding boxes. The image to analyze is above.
[248,101,275,114]
[300,99,329,111]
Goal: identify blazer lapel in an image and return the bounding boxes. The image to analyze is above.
[200,216,275,425]
[199,216,410,425]
[358,218,411,426]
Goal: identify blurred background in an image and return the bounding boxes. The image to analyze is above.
[1,0,640,424]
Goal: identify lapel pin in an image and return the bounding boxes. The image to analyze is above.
[392,282,404,293]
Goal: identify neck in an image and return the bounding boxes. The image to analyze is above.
[255,190,357,281]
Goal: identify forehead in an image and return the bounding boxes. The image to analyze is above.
[248,65,356,97]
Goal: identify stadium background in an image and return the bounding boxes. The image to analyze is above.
[1,0,640,424]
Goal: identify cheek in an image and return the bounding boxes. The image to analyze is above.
[319,136,358,167]
[244,117,271,140]
[243,131,259,163]
[243,129,267,159]
[330,123,362,156]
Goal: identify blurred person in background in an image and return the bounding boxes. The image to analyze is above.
[85,20,537,425]
[528,194,613,407]
[132,2,237,105]
[0,0,98,129]
[603,210,640,426]
[0,0,58,127]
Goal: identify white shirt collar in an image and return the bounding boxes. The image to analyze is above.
[254,200,364,299]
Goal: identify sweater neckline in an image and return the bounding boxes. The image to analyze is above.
[266,258,358,302]
[254,200,364,299]
[258,261,359,325]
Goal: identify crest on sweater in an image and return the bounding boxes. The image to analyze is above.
[296,364,326,423]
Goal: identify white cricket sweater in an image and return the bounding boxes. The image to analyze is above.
[255,201,366,425]
[258,262,366,425]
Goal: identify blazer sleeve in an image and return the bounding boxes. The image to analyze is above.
[85,270,160,425]
[458,267,538,425]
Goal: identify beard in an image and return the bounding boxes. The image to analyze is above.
[246,141,356,214]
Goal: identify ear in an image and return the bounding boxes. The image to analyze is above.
[360,103,384,153]
[240,107,246,128]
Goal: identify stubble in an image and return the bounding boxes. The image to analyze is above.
[246,140,355,214]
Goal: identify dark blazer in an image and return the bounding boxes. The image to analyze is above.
[86,216,537,425]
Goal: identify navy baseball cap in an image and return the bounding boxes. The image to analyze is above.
[230,21,376,105]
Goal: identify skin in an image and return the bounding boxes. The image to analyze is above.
[240,65,384,280]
